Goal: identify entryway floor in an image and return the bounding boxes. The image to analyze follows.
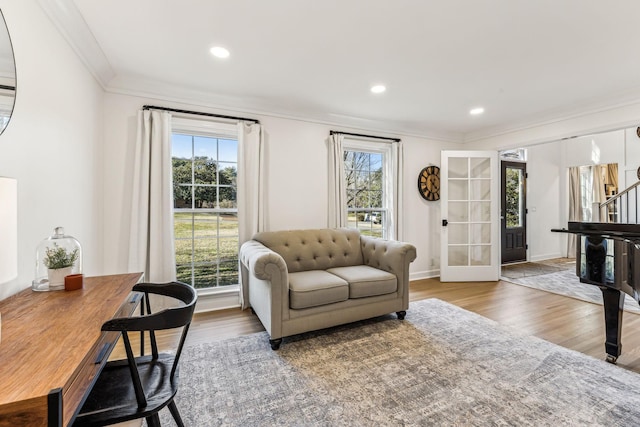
[501,258,575,279]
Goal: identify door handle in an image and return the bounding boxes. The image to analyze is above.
[442,219,448,227]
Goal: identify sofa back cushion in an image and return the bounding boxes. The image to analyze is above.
[252,228,364,273]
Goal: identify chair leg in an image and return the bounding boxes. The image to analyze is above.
[168,400,185,427]
[145,413,162,427]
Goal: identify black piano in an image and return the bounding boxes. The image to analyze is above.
[552,222,640,363]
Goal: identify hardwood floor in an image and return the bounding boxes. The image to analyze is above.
[118,278,640,374]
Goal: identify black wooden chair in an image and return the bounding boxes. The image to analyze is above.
[72,281,197,427]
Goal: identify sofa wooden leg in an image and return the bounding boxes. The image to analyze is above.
[396,311,406,320]
[269,338,282,350]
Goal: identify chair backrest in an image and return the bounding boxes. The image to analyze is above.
[100,281,197,408]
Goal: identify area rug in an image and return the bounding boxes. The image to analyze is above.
[157,298,640,426]
[501,261,569,279]
[504,268,640,314]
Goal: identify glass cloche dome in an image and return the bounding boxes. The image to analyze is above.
[32,227,82,291]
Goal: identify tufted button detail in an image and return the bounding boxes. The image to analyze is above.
[296,257,301,262]
[318,239,322,244]
[284,242,289,247]
[301,240,306,245]
[344,253,348,257]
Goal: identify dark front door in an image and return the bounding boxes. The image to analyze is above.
[501,161,527,264]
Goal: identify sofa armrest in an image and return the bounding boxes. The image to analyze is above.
[360,236,417,273]
[360,235,417,304]
[239,240,289,338]
[240,240,288,282]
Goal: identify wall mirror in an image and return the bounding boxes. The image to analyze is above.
[0,9,16,135]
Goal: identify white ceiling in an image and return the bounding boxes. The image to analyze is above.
[44,0,640,142]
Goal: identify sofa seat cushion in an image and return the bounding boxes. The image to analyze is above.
[288,270,349,309]
[327,266,397,298]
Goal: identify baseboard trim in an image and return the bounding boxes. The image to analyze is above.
[410,270,440,281]
[530,253,565,263]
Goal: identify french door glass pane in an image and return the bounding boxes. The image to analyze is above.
[448,224,468,244]
[470,245,491,265]
[448,246,468,266]
[448,180,468,200]
[449,202,469,222]
[470,202,491,222]
[448,158,468,178]
[470,158,491,178]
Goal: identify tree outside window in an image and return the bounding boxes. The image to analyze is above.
[344,150,386,238]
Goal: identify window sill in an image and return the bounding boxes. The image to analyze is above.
[194,284,240,313]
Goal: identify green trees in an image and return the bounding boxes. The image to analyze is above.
[505,168,522,228]
[172,156,237,208]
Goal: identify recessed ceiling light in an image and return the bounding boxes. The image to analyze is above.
[470,107,485,115]
[370,85,386,94]
[210,46,230,59]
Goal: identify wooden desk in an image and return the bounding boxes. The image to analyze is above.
[0,273,143,426]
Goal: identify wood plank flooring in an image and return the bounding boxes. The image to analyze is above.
[117,278,640,374]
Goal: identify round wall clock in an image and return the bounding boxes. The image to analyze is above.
[418,165,440,201]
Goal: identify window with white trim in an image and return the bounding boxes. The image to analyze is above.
[343,138,396,239]
[171,119,239,290]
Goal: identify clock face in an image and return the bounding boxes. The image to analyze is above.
[418,166,440,201]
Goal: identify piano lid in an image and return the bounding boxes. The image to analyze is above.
[566,222,640,242]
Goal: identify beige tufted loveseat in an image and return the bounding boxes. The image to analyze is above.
[239,228,417,349]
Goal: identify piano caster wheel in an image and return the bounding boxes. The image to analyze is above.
[606,355,618,364]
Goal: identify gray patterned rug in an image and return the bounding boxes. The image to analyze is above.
[504,268,640,314]
[157,298,640,426]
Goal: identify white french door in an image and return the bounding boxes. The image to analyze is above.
[440,150,500,282]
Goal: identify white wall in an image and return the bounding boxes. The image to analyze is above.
[0,1,104,299]
[525,142,564,261]
[102,92,452,281]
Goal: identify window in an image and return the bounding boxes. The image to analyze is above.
[171,121,239,290]
[342,138,398,239]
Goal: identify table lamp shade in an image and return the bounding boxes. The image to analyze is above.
[0,177,17,284]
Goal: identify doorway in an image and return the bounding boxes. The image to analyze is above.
[501,161,527,264]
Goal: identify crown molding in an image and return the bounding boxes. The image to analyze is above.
[105,76,463,143]
[37,0,115,87]
[463,87,640,144]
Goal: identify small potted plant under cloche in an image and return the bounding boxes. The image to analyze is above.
[43,244,79,290]
[33,227,83,291]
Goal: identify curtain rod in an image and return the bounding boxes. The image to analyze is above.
[330,130,400,143]
[142,105,260,124]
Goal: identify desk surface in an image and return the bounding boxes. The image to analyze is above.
[0,273,143,426]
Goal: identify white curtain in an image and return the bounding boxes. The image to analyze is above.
[567,166,581,257]
[128,110,176,283]
[592,165,607,205]
[237,121,266,309]
[327,133,347,228]
[388,141,403,240]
